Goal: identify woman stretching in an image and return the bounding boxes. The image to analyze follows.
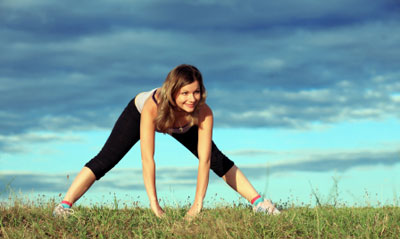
[53,64,280,218]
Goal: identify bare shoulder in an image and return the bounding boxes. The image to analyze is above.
[141,95,158,117]
[197,104,213,129]
[198,104,213,117]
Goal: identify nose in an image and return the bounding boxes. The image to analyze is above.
[188,93,195,102]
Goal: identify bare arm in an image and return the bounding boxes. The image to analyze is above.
[140,98,164,217]
[186,104,213,218]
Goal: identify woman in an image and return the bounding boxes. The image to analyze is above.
[53,64,280,218]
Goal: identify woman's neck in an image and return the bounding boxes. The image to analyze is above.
[174,111,190,126]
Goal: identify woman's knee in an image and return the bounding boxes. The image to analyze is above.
[84,154,118,180]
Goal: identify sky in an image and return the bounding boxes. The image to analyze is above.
[1,0,400,208]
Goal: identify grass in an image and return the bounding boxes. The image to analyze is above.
[1,197,400,239]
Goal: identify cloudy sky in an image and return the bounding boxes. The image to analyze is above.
[1,0,399,206]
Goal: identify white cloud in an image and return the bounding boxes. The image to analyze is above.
[257,58,286,71]
[391,94,400,102]
[0,132,82,154]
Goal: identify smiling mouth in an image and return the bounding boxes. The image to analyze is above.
[184,103,196,110]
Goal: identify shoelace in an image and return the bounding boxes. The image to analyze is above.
[62,207,75,215]
[55,206,75,215]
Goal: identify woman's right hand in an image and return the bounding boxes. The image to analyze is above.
[150,201,165,218]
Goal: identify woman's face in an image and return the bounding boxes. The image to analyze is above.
[174,80,201,113]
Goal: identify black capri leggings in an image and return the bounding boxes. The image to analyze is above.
[85,98,234,180]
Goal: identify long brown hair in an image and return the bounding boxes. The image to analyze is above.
[154,64,206,133]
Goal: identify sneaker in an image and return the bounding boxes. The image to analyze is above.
[253,199,281,215]
[53,204,74,217]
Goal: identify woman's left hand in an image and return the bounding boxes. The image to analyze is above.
[184,202,202,221]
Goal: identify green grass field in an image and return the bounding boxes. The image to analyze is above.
[1,197,399,239]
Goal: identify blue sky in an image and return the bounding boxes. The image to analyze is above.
[1,0,399,207]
